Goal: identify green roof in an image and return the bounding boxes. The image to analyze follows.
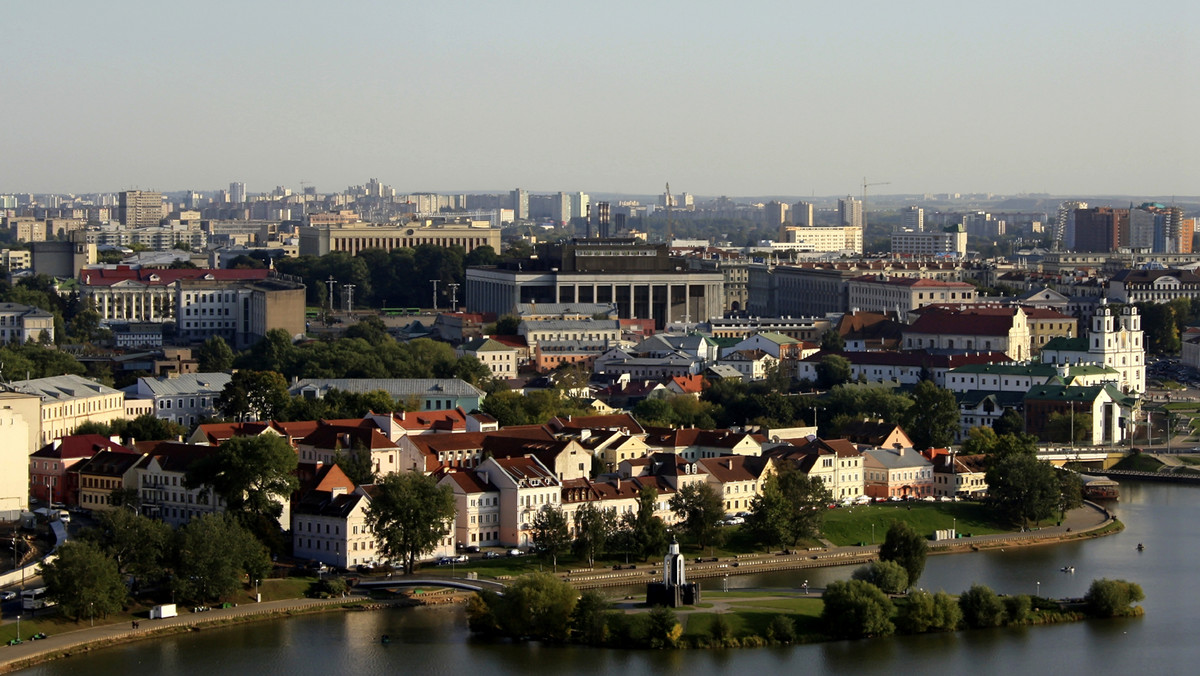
[1023,383,1136,406]
[756,331,800,345]
[1041,336,1088,352]
[949,363,1059,376]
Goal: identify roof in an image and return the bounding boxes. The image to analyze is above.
[800,350,1012,369]
[644,427,760,450]
[522,319,620,331]
[134,441,219,473]
[862,447,932,470]
[440,469,500,494]
[669,375,708,394]
[954,390,1027,408]
[753,332,800,345]
[698,455,771,483]
[459,337,517,353]
[31,434,131,459]
[0,302,52,318]
[78,266,269,287]
[299,422,398,450]
[8,374,121,402]
[849,275,975,288]
[1041,336,1089,352]
[517,303,616,317]
[1023,383,1134,406]
[950,363,1060,377]
[549,413,645,435]
[289,378,484,399]
[74,449,146,477]
[907,310,1018,337]
[838,420,909,446]
[137,373,231,397]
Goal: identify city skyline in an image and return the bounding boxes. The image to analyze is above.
[4,1,1196,197]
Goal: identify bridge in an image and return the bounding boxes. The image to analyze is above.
[1035,447,1124,468]
[353,577,506,593]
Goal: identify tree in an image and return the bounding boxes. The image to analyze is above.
[365,472,456,575]
[961,425,999,455]
[820,579,895,639]
[897,590,961,633]
[902,380,959,450]
[820,329,845,352]
[570,590,612,644]
[668,482,726,549]
[112,414,188,442]
[992,408,1025,437]
[958,584,1007,628]
[774,464,831,544]
[40,541,127,621]
[1045,410,1092,444]
[985,440,1060,528]
[82,508,172,587]
[1084,578,1145,617]
[878,521,927,588]
[852,560,909,594]
[644,606,683,648]
[332,446,377,486]
[815,354,852,389]
[1057,469,1084,518]
[185,434,299,521]
[467,572,578,643]
[216,370,291,421]
[173,514,271,603]
[493,314,520,336]
[572,503,615,568]
[530,504,571,571]
[629,486,669,561]
[196,336,235,372]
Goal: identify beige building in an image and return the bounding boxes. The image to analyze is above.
[699,455,775,514]
[299,220,501,256]
[456,337,519,379]
[7,374,125,444]
[847,275,977,314]
[0,303,54,344]
[0,406,30,518]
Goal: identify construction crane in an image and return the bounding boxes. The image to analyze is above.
[862,177,891,230]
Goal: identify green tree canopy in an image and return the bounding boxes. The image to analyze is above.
[173,513,271,603]
[1084,578,1145,617]
[196,336,235,372]
[820,579,895,638]
[984,437,1060,528]
[878,521,928,588]
[466,572,578,643]
[815,354,853,389]
[958,583,1007,628]
[365,472,456,575]
[40,540,128,622]
[746,463,831,548]
[82,508,172,586]
[185,433,299,521]
[852,559,909,594]
[531,504,571,571]
[897,590,962,633]
[902,380,959,450]
[572,503,616,568]
[216,370,291,421]
[668,481,726,549]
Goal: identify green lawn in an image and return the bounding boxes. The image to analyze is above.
[1176,455,1200,466]
[821,502,1009,546]
[259,577,317,602]
[726,598,824,615]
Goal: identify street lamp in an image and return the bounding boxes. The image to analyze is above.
[90,601,94,627]
[952,517,957,537]
[1036,581,1041,598]
[871,523,875,545]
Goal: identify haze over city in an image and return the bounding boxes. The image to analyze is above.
[4,0,1197,196]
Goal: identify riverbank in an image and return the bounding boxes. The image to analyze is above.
[0,502,1117,672]
[558,501,1118,590]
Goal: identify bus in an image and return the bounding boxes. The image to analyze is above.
[22,587,55,611]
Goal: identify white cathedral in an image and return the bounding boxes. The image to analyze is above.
[1041,301,1144,394]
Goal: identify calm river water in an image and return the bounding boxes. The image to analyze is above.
[19,482,1200,675]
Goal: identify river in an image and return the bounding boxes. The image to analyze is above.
[17,482,1200,675]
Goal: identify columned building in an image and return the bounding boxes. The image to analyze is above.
[466,240,723,328]
[298,220,501,256]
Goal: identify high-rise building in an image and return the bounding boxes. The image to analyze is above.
[1056,200,1088,249]
[572,192,589,220]
[1130,203,1185,253]
[838,196,862,228]
[764,201,789,227]
[1073,207,1128,253]
[118,190,163,227]
[592,202,611,238]
[510,189,530,221]
[900,206,924,232]
[229,182,246,204]
[791,201,814,227]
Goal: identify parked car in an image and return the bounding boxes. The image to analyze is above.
[483,551,501,559]
[465,545,480,554]
[506,548,522,557]
[0,591,16,602]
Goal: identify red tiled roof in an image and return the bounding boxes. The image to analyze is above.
[908,311,1016,336]
[32,434,132,459]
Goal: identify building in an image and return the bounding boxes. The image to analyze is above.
[478,454,562,548]
[903,306,1032,360]
[0,406,29,518]
[1023,384,1135,446]
[439,469,503,550]
[118,190,163,227]
[861,447,933,499]
[298,220,501,257]
[1072,206,1128,253]
[456,337,519,380]
[891,226,967,258]
[74,449,145,512]
[29,434,128,506]
[288,378,485,412]
[838,196,863,227]
[698,455,774,514]
[128,373,231,428]
[900,206,925,232]
[78,267,306,348]
[7,374,125,444]
[791,201,814,227]
[0,303,54,344]
[846,276,976,314]
[30,239,96,278]
[778,225,863,254]
[1108,269,1200,304]
[1040,302,1144,393]
[467,240,724,329]
[134,442,225,527]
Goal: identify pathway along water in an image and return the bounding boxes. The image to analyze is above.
[15,482,1200,675]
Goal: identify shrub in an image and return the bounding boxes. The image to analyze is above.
[767,614,796,643]
[821,580,895,639]
[1084,579,1145,618]
[1003,594,1034,624]
[709,613,733,643]
[852,560,909,594]
[958,584,1006,628]
[644,606,682,648]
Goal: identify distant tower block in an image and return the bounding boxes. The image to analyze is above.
[646,539,701,607]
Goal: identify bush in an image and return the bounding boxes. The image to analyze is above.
[644,606,682,648]
[898,590,961,633]
[709,613,733,643]
[821,580,895,639]
[958,584,1006,628]
[852,560,909,594]
[766,614,796,643]
[1084,579,1145,618]
[1003,594,1033,624]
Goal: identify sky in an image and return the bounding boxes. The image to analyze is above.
[3,1,1198,198]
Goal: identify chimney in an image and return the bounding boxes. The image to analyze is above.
[615,477,621,490]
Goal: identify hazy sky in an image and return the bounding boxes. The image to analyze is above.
[3,1,1197,198]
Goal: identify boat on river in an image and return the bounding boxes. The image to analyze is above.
[1079,474,1119,500]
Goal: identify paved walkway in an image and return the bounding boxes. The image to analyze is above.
[0,592,372,672]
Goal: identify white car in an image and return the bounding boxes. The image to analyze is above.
[0,591,15,602]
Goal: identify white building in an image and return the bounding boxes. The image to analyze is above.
[129,373,231,428]
[1041,302,1144,394]
[8,374,125,444]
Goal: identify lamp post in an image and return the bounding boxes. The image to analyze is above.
[952,517,957,538]
[89,601,94,627]
[255,579,260,603]
[1036,581,1041,598]
[871,523,875,545]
